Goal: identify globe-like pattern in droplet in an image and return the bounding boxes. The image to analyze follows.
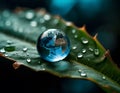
[37,29,70,62]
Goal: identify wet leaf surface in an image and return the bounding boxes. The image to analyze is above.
[0,8,120,93]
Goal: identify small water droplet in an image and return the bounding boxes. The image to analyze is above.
[87,58,90,61]
[80,71,87,77]
[77,53,83,58]
[74,35,78,38]
[26,53,29,56]
[4,54,8,57]
[26,58,31,63]
[40,26,46,31]
[40,64,46,70]
[66,22,72,26]
[89,47,93,51]
[38,61,41,64]
[23,47,28,52]
[39,18,45,23]
[41,67,45,70]
[30,21,37,27]
[72,29,76,34]
[44,14,51,21]
[25,11,35,20]
[94,49,99,56]
[81,37,89,44]
[78,70,87,77]
[6,40,13,45]
[4,45,15,52]
[78,69,82,73]
[0,48,6,53]
[82,49,86,53]
[102,76,106,80]
[53,19,59,25]
[72,46,77,50]
[5,20,11,26]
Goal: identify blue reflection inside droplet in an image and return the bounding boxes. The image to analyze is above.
[37,29,70,62]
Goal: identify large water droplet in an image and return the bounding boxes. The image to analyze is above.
[77,53,83,58]
[81,37,89,44]
[26,58,31,63]
[94,49,100,56]
[37,29,70,62]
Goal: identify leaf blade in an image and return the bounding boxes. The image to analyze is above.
[0,8,120,93]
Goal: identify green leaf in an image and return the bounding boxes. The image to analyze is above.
[0,8,120,93]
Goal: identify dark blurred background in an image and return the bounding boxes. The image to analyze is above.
[0,0,120,93]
